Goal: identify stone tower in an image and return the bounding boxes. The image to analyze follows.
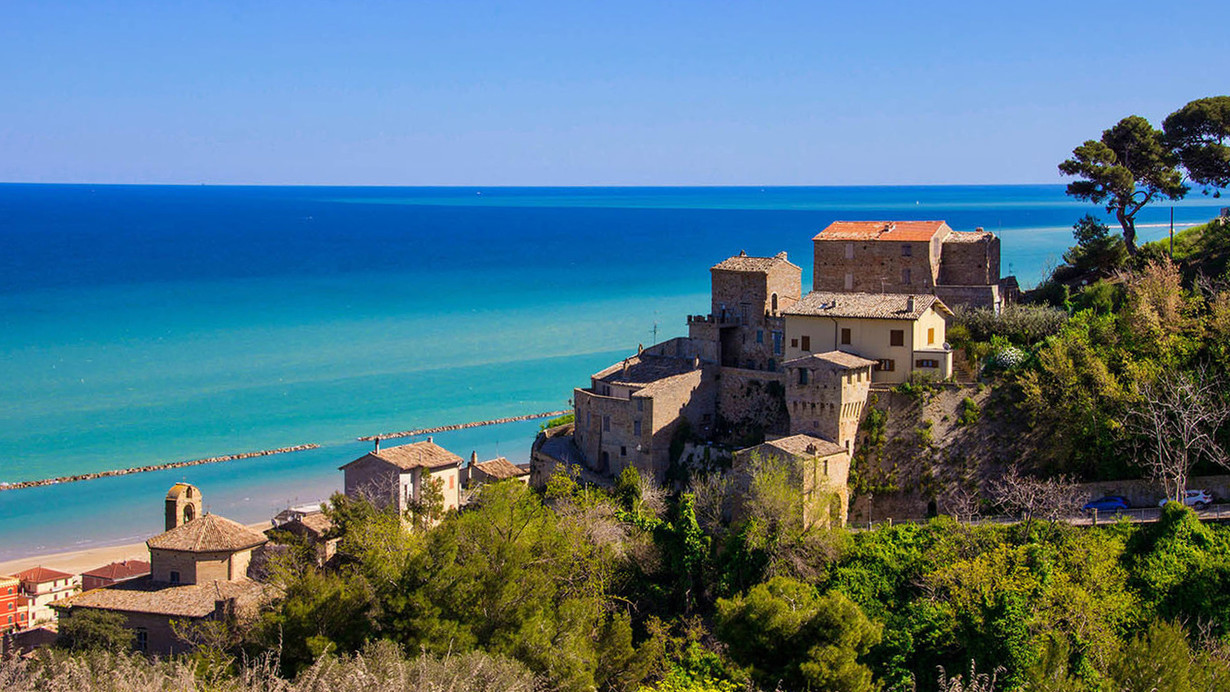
[165,482,202,531]
[783,351,876,452]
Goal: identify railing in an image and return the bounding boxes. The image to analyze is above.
[853,503,1230,531]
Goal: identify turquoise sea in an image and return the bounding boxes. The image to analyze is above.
[0,184,1223,560]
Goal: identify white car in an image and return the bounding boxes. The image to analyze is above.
[1158,490,1214,510]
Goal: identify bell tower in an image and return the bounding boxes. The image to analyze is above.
[165,482,203,531]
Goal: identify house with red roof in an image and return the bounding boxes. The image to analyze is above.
[13,565,80,625]
[81,560,151,592]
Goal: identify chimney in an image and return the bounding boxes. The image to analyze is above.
[693,355,701,368]
[638,343,644,355]
[906,295,915,312]
[622,359,630,378]
[427,436,433,444]
[471,451,478,465]
[373,438,380,453]
[739,250,747,257]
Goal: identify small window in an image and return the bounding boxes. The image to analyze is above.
[902,244,912,257]
[756,329,763,343]
[875,359,896,372]
[771,293,779,312]
[801,335,811,351]
[620,446,627,457]
[791,338,798,348]
[636,398,643,412]
[845,243,854,259]
[915,359,940,369]
[798,368,809,385]
[928,327,935,345]
[840,328,851,345]
[890,330,904,347]
[844,273,853,290]
[169,571,180,585]
[136,629,148,652]
[449,476,454,489]
[603,416,611,432]
[633,420,642,436]
[901,268,911,284]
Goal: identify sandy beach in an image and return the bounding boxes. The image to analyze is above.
[0,521,273,577]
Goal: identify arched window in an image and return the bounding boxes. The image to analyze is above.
[771,293,778,313]
[183,504,195,524]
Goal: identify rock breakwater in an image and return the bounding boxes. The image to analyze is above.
[358,410,570,442]
[0,444,320,492]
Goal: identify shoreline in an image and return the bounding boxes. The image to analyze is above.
[0,521,273,577]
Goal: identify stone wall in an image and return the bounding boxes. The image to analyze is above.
[343,461,399,509]
[716,367,789,445]
[813,239,940,293]
[939,234,1000,286]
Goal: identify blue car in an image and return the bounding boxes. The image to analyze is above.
[1083,496,1130,512]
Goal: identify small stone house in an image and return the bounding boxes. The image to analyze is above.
[340,438,462,514]
[733,434,852,528]
[462,453,530,488]
[782,291,954,384]
[268,512,337,565]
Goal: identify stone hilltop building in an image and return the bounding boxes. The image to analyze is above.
[536,219,999,525]
[783,292,954,384]
[56,483,267,655]
[340,438,462,514]
[812,220,1015,310]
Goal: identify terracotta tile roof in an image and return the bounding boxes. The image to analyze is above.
[14,566,74,584]
[814,221,951,242]
[594,354,698,386]
[766,434,848,459]
[81,560,150,582]
[738,434,847,462]
[58,576,265,618]
[269,512,334,539]
[473,457,529,480]
[146,514,267,553]
[712,251,800,273]
[340,440,463,472]
[784,291,952,320]
[782,350,878,371]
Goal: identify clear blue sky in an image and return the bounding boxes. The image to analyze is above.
[3,1,1228,186]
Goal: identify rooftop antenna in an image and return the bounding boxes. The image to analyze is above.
[650,321,659,344]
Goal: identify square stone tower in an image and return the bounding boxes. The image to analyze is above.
[782,351,876,452]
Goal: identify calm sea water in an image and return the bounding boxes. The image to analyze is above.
[0,184,1222,559]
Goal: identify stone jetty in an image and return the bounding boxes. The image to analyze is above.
[358,410,570,442]
[0,444,320,492]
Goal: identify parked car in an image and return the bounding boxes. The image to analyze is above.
[1083,496,1130,512]
[1157,490,1215,510]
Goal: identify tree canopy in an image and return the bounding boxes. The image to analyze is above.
[1058,115,1187,255]
[1164,95,1230,194]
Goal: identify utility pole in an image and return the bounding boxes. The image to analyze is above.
[1169,206,1175,258]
